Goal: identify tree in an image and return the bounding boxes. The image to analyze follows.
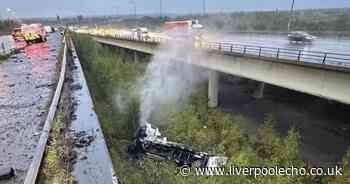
[334,14,350,31]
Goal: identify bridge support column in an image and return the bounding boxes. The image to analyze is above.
[208,70,219,108]
[133,51,139,63]
[253,82,265,99]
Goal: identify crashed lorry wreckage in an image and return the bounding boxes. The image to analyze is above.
[128,123,227,168]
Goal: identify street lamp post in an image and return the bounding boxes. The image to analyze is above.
[287,0,295,32]
[134,4,136,19]
[115,6,119,17]
[202,0,206,16]
[129,0,136,20]
[160,0,163,18]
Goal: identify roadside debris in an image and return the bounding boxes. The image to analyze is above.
[33,132,41,136]
[70,84,82,91]
[73,131,95,148]
[37,111,45,117]
[35,82,56,89]
[69,151,78,165]
[0,167,16,180]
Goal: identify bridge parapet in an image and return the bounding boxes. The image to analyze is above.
[204,42,350,70]
[105,33,350,71]
[92,35,350,106]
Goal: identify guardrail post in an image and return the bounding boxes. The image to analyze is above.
[230,45,233,52]
[208,70,219,108]
[297,50,302,62]
[243,46,246,55]
[219,43,222,51]
[259,47,262,57]
[1,42,5,54]
[277,48,280,59]
[323,53,328,64]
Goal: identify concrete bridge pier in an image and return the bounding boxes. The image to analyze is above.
[133,51,139,63]
[208,70,219,108]
[253,82,265,99]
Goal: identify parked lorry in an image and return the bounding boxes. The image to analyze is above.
[164,19,203,37]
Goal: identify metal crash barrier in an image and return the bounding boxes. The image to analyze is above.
[204,42,350,68]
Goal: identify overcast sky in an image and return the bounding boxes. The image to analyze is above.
[1,0,350,18]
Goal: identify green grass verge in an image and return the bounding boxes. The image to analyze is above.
[0,54,10,63]
[72,34,349,184]
[37,54,74,183]
[38,112,74,184]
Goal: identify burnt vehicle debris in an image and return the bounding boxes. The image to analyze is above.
[73,131,95,148]
[128,123,227,168]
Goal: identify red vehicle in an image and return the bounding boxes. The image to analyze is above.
[164,20,203,37]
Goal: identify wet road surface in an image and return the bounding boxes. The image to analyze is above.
[0,33,62,183]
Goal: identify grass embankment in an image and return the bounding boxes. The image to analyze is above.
[0,54,10,63]
[38,102,74,184]
[72,34,349,184]
[0,20,17,32]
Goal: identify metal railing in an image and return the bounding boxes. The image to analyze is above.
[109,34,350,69]
[202,42,350,68]
[113,33,164,44]
[0,41,15,55]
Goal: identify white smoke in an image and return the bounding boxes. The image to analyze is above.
[113,90,130,113]
[139,36,207,125]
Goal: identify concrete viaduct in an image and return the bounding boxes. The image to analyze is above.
[91,35,350,108]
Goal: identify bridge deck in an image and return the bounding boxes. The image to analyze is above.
[92,35,350,105]
[95,34,350,73]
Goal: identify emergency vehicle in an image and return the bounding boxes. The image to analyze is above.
[12,24,47,45]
